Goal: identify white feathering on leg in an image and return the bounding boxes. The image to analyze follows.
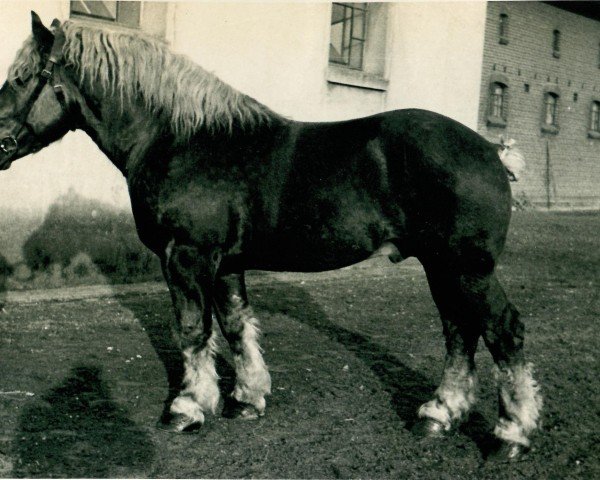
[171,331,220,420]
[418,359,477,430]
[494,363,543,446]
[230,295,271,411]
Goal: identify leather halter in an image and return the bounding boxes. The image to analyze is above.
[0,20,68,157]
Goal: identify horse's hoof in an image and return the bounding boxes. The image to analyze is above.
[487,441,529,462]
[223,399,264,420]
[157,413,203,433]
[412,418,447,439]
[238,404,264,420]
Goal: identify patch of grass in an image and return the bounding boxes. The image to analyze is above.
[502,211,600,283]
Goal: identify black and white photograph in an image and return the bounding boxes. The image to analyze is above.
[0,0,597,478]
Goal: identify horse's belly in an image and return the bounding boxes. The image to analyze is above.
[245,207,398,272]
[245,238,373,272]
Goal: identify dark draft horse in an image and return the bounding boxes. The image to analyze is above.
[0,14,540,460]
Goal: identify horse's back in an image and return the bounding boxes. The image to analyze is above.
[287,108,512,264]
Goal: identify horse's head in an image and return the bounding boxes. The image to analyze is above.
[0,12,78,170]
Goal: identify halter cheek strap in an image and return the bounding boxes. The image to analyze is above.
[0,21,67,156]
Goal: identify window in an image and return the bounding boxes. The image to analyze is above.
[544,93,558,125]
[591,102,600,131]
[491,83,506,118]
[589,101,600,139]
[486,74,509,128]
[499,13,509,45]
[552,30,561,58]
[70,1,140,28]
[541,90,560,134]
[327,3,388,91]
[329,3,367,70]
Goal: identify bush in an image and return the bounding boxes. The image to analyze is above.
[23,191,161,285]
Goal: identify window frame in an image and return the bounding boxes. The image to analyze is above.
[486,74,509,128]
[329,3,368,71]
[326,2,389,91]
[489,83,507,123]
[541,86,560,134]
[70,1,141,29]
[544,93,558,125]
[588,100,600,139]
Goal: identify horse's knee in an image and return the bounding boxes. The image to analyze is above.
[172,308,205,348]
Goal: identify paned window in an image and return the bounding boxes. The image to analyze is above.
[329,3,368,70]
[70,1,141,28]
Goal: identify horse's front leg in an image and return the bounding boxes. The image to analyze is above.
[213,272,271,419]
[160,243,221,432]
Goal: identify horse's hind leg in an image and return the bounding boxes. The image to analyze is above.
[481,278,542,457]
[160,243,221,432]
[213,273,271,419]
[415,265,479,435]
[417,263,542,457]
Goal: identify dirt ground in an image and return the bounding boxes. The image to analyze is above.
[0,211,597,479]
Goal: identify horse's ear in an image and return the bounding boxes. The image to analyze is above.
[31,11,54,50]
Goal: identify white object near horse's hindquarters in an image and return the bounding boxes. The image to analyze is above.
[498,136,526,181]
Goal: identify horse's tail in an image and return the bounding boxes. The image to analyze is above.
[496,137,525,182]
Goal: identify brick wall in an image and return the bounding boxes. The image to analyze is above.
[478,2,600,209]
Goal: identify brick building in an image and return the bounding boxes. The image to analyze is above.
[478,2,600,209]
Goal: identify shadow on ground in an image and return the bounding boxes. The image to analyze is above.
[118,277,497,457]
[12,365,154,478]
[116,295,237,424]
[117,278,440,430]
[254,280,498,454]
[253,281,435,428]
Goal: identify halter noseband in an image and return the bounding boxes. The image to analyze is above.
[0,20,67,157]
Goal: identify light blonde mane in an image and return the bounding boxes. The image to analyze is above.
[8,20,279,137]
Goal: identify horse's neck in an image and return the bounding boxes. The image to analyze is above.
[75,81,287,175]
[77,91,166,174]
